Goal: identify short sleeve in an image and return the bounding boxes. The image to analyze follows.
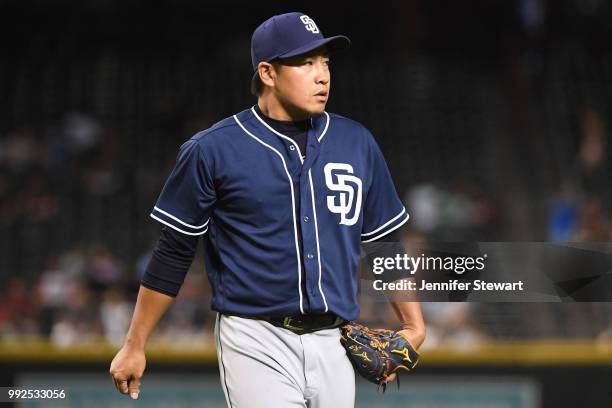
[360,133,409,243]
[150,139,216,235]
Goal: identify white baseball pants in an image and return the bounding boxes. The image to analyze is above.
[214,313,355,408]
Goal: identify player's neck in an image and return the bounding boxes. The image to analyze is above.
[257,98,310,122]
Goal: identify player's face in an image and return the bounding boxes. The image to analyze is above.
[274,49,331,117]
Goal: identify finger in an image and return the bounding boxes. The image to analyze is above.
[117,379,129,394]
[128,377,141,400]
[111,372,130,394]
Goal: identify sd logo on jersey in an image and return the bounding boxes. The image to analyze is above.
[324,163,362,226]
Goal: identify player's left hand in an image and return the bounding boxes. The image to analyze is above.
[384,327,425,383]
[340,322,422,390]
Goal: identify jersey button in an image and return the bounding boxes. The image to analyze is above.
[303,216,310,223]
[306,253,314,260]
[289,145,296,151]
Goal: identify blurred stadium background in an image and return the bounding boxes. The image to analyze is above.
[1,0,612,407]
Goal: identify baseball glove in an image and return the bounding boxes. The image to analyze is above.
[340,322,419,391]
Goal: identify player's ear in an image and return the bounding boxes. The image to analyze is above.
[258,62,276,88]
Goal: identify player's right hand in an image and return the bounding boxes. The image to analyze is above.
[109,345,146,400]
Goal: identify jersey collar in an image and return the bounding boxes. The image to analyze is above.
[249,105,330,146]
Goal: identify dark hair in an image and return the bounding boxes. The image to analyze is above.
[250,72,263,97]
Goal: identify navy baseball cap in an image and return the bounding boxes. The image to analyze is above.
[251,12,350,71]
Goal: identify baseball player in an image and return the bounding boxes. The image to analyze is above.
[109,12,425,407]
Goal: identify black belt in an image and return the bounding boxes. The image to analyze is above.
[225,313,346,334]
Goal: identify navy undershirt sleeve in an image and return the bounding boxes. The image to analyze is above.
[141,226,199,297]
[380,230,400,242]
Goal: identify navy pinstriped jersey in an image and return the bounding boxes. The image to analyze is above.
[150,106,409,321]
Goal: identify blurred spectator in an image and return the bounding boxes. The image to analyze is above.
[64,113,101,155]
[577,109,609,212]
[420,303,487,350]
[82,128,121,196]
[19,175,59,222]
[100,289,132,346]
[49,280,102,347]
[548,109,612,242]
[86,243,126,291]
[574,196,612,241]
[58,246,87,280]
[36,257,72,336]
[50,311,100,347]
[0,278,39,339]
[549,181,580,241]
[37,257,74,307]
[404,181,499,241]
[1,128,38,173]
